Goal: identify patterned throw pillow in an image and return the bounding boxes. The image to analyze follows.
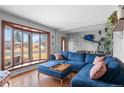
[54,54,63,60]
[90,62,107,80]
[93,56,105,64]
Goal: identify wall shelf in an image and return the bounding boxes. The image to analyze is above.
[83,38,99,43]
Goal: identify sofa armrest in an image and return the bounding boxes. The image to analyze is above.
[48,54,55,60]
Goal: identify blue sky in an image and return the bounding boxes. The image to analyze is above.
[5,29,12,41]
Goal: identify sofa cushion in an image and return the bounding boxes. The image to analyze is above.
[100,60,120,82]
[48,55,55,60]
[90,62,107,80]
[70,64,113,87]
[104,56,115,64]
[93,56,105,64]
[68,52,85,61]
[60,51,69,60]
[85,53,98,64]
[66,61,87,71]
[54,53,63,60]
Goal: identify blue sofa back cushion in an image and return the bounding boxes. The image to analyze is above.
[48,55,55,60]
[85,53,98,64]
[100,59,120,83]
[104,56,115,64]
[60,51,69,60]
[68,52,86,62]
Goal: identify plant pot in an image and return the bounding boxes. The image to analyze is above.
[117,7,124,20]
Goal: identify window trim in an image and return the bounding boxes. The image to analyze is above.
[1,20,50,70]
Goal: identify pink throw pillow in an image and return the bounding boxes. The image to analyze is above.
[90,62,107,80]
[93,56,105,64]
[54,54,63,60]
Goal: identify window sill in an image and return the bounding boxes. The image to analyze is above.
[7,60,47,71]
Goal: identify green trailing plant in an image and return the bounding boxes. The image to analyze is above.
[107,11,118,26]
[97,11,118,55]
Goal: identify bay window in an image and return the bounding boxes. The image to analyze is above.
[1,20,50,70]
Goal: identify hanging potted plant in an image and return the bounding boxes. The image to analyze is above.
[117,5,124,20]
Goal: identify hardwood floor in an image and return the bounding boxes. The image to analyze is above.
[5,69,76,87]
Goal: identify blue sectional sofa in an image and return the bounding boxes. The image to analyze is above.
[40,51,124,87]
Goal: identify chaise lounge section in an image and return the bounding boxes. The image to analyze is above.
[70,64,114,87]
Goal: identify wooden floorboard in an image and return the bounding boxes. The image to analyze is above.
[4,69,76,87]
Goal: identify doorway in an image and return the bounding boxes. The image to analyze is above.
[61,36,67,51]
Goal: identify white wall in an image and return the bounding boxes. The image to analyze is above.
[113,31,124,63]
[67,30,105,52]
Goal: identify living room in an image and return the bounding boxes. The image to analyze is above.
[0,2,124,91]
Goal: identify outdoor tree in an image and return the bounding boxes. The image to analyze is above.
[15,32,21,42]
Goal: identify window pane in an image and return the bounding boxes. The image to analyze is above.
[4,26,13,68]
[40,34,48,59]
[14,30,22,65]
[32,33,40,60]
[23,32,30,62]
